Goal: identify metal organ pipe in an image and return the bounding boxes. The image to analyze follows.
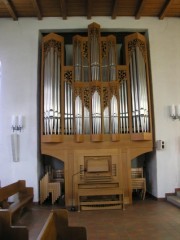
[92,91,101,134]
[136,47,149,132]
[111,96,118,134]
[75,96,82,134]
[90,34,100,81]
[121,79,129,134]
[90,28,102,135]
[109,42,116,81]
[57,54,61,135]
[129,45,149,133]
[109,41,119,134]
[43,45,61,135]
[103,107,109,134]
[64,81,73,135]
[53,50,58,134]
[74,40,81,82]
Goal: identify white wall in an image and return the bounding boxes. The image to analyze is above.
[0,17,180,200]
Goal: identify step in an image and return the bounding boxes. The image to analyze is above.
[167,195,180,208]
[176,191,180,197]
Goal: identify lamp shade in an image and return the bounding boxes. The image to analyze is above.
[176,105,180,117]
[11,133,20,162]
[170,104,175,117]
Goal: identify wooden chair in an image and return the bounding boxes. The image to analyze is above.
[131,168,146,200]
[52,169,64,182]
[131,167,143,178]
[131,178,146,200]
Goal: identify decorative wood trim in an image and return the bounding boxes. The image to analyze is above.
[111,134,120,142]
[90,134,103,142]
[41,135,63,143]
[75,134,84,143]
[131,133,152,141]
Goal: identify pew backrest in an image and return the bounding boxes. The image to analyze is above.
[37,209,87,240]
[0,210,28,240]
[0,180,33,224]
[0,180,33,202]
[37,212,57,240]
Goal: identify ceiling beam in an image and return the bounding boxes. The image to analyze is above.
[135,0,147,20]
[2,0,17,21]
[87,0,92,19]
[159,0,174,20]
[112,0,120,19]
[31,0,42,20]
[60,0,67,20]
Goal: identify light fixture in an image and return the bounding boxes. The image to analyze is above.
[11,115,23,132]
[11,115,24,162]
[170,104,180,120]
[11,133,20,162]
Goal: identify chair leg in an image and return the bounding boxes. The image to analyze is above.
[142,190,145,200]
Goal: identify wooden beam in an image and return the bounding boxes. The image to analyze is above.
[87,0,92,19]
[60,0,67,20]
[31,0,42,20]
[135,0,147,20]
[2,0,17,21]
[159,0,174,20]
[112,0,120,19]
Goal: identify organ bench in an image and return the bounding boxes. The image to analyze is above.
[78,182,125,211]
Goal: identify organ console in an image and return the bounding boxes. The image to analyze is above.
[40,22,153,209]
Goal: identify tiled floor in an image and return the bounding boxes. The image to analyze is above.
[16,198,180,240]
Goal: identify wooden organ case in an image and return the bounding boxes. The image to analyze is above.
[40,23,153,210]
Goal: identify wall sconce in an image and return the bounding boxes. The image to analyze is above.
[170,104,180,120]
[11,115,24,162]
[11,115,23,132]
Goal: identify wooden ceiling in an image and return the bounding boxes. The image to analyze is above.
[0,0,180,21]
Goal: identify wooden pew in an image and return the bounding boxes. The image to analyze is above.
[0,211,28,240]
[0,180,33,224]
[37,209,87,240]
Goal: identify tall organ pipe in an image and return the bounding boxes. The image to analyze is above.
[92,91,101,134]
[74,40,81,82]
[136,46,149,132]
[75,96,82,134]
[129,45,149,133]
[90,33,100,81]
[109,41,119,134]
[43,46,61,135]
[111,96,118,134]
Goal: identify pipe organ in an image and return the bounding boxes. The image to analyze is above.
[40,23,153,209]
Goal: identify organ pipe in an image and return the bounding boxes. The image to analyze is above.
[43,35,62,135]
[129,41,149,133]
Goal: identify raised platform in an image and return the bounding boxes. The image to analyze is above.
[166,189,180,208]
